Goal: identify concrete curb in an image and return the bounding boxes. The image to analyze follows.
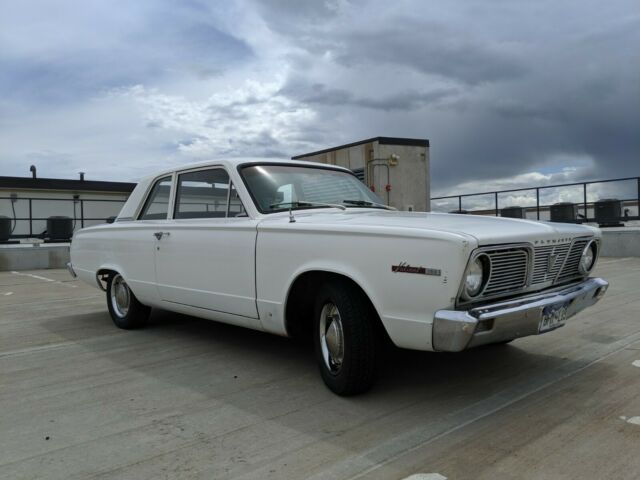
[0,244,70,271]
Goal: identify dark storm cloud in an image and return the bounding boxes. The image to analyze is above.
[279,79,459,111]
[427,21,640,191]
[335,26,528,86]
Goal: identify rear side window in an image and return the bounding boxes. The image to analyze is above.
[174,168,231,219]
[138,176,172,220]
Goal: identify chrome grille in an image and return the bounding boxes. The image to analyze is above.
[532,243,571,284]
[483,249,529,295]
[532,240,590,284]
[461,238,595,304]
[557,239,589,281]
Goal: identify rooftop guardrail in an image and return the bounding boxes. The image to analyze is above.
[431,176,640,223]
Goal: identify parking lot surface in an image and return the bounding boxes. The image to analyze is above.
[1,258,639,479]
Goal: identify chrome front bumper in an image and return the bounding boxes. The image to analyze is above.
[433,277,608,352]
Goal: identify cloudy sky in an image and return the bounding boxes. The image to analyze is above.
[1,0,638,196]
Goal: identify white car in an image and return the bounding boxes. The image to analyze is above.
[68,159,608,395]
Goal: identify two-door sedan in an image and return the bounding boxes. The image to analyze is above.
[68,159,608,395]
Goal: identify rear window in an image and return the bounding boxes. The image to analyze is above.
[139,176,172,220]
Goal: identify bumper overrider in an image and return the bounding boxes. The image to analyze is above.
[433,277,608,352]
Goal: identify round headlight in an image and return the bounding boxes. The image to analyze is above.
[464,256,487,298]
[579,240,597,274]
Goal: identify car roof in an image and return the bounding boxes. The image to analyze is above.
[145,157,352,181]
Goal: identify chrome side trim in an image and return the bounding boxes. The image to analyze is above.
[434,277,608,352]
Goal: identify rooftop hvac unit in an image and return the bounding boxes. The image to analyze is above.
[550,202,578,223]
[501,206,525,219]
[46,216,73,241]
[594,199,623,227]
[0,216,11,241]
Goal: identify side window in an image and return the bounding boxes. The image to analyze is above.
[175,168,231,219]
[139,176,172,220]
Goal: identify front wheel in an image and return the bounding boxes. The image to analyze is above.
[314,280,378,396]
[106,273,150,329]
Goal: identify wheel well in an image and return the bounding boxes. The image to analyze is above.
[96,268,117,291]
[285,271,387,343]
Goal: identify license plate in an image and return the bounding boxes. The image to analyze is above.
[539,301,570,333]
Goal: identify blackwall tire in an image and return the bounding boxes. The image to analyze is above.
[106,273,150,329]
[313,279,378,396]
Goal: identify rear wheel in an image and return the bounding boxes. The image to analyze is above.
[314,280,378,396]
[106,273,150,329]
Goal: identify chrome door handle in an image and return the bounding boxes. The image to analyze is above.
[153,231,170,240]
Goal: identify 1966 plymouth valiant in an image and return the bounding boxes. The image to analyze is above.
[68,159,608,395]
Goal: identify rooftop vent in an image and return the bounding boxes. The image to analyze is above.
[550,202,578,223]
[0,216,11,241]
[501,206,526,219]
[46,216,73,241]
[595,199,623,227]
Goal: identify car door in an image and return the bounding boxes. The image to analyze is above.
[154,166,259,319]
[120,174,174,304]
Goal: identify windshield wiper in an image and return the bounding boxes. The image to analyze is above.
[269,201,347,211]
[342,199,396,210]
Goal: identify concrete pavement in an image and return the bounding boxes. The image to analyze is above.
[1,258,639,479]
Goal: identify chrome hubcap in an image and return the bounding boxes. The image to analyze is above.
[319,302,344,374]
[110,274,130,318]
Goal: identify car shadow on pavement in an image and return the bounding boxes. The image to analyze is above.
[37,306,616,478]
[42,306,584,402]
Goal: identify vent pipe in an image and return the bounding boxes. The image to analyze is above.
[79,172,85,181]
[30,165,37,179]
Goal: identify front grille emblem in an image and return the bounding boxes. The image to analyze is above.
[547,251,558,273]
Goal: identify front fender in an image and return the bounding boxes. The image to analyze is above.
[255,228,474,350]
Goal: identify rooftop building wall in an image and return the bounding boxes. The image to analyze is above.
[293,137,430,211]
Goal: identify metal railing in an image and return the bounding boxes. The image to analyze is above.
[431,176,640,222]
[0,196,127,239]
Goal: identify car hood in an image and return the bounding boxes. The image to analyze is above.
[259,209,600,245]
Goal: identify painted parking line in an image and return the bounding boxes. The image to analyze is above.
[632,360,640,368]
[11,271,55,282]
[10,271,77,288]
[403,474,447,480]
[3,292,13,296]
[619,416,640,425]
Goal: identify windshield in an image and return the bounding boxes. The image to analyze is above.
[240,164,386,213]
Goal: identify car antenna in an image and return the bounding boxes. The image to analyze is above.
[289,206,296,223]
